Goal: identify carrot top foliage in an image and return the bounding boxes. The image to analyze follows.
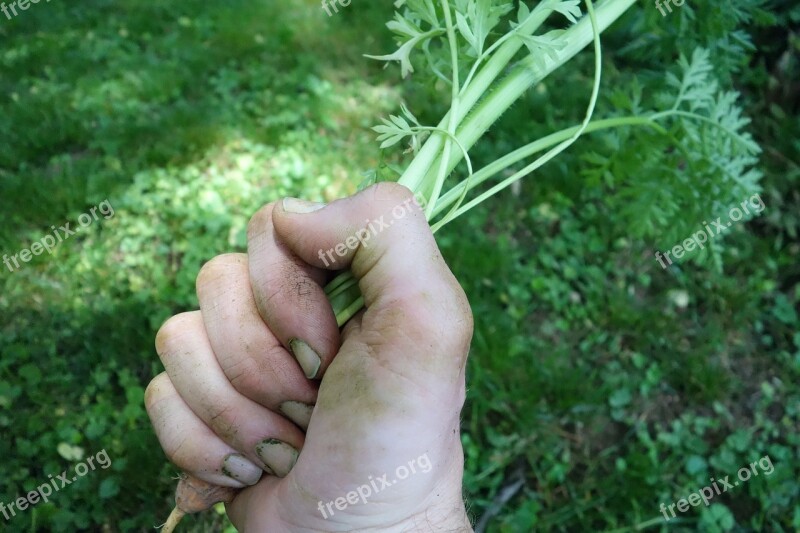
[327,0,762,324]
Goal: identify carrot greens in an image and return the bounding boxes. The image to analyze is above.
[326,0,761,325]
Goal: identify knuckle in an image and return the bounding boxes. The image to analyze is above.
[161,431,194,468]
[165,437,190,466]
[279,266,317,308]
[257,261,319,320]
[450,288,474,353]
[368,181,415,206]
[206,403,240,440]
[144,372,170,411]
[196,253,245,292]
[155,311,201,358]
[247,203,275,240]
[225,357,265,397]
[393,286,473,361]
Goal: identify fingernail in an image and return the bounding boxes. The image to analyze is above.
[222,453,263,486]
[282,197,326,214]
[256,439,299,477]
[280,401,315,430]
[289,339,321,379]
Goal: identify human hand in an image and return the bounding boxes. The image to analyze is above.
[146,183,474,532]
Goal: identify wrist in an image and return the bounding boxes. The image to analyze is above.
[368,506,473,533]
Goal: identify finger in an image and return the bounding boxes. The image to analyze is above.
[144,372,261,488]
[273,182,473,383]
[340,309,364,340]
[196,253,317,430]
[247,203,340,380]
[156,311,304,477]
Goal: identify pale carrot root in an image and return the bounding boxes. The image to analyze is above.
[160,474,240,532]
[161,507,186,533]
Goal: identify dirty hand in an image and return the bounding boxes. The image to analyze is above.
[146,183,474,532]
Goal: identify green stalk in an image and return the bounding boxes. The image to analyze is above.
[327,116,661,327]
[434,0,605,232]
[651,109,760,152]
[424,0,636,189]
[431,116,665,219]
[426,0,462,218]
[328,0,637,325]
[459,1,563,101]
[398,0,581,196]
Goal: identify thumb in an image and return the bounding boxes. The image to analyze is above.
[271,183,472,528]
[271,181,473,381]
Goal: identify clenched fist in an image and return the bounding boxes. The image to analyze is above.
[146,183,474,532]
